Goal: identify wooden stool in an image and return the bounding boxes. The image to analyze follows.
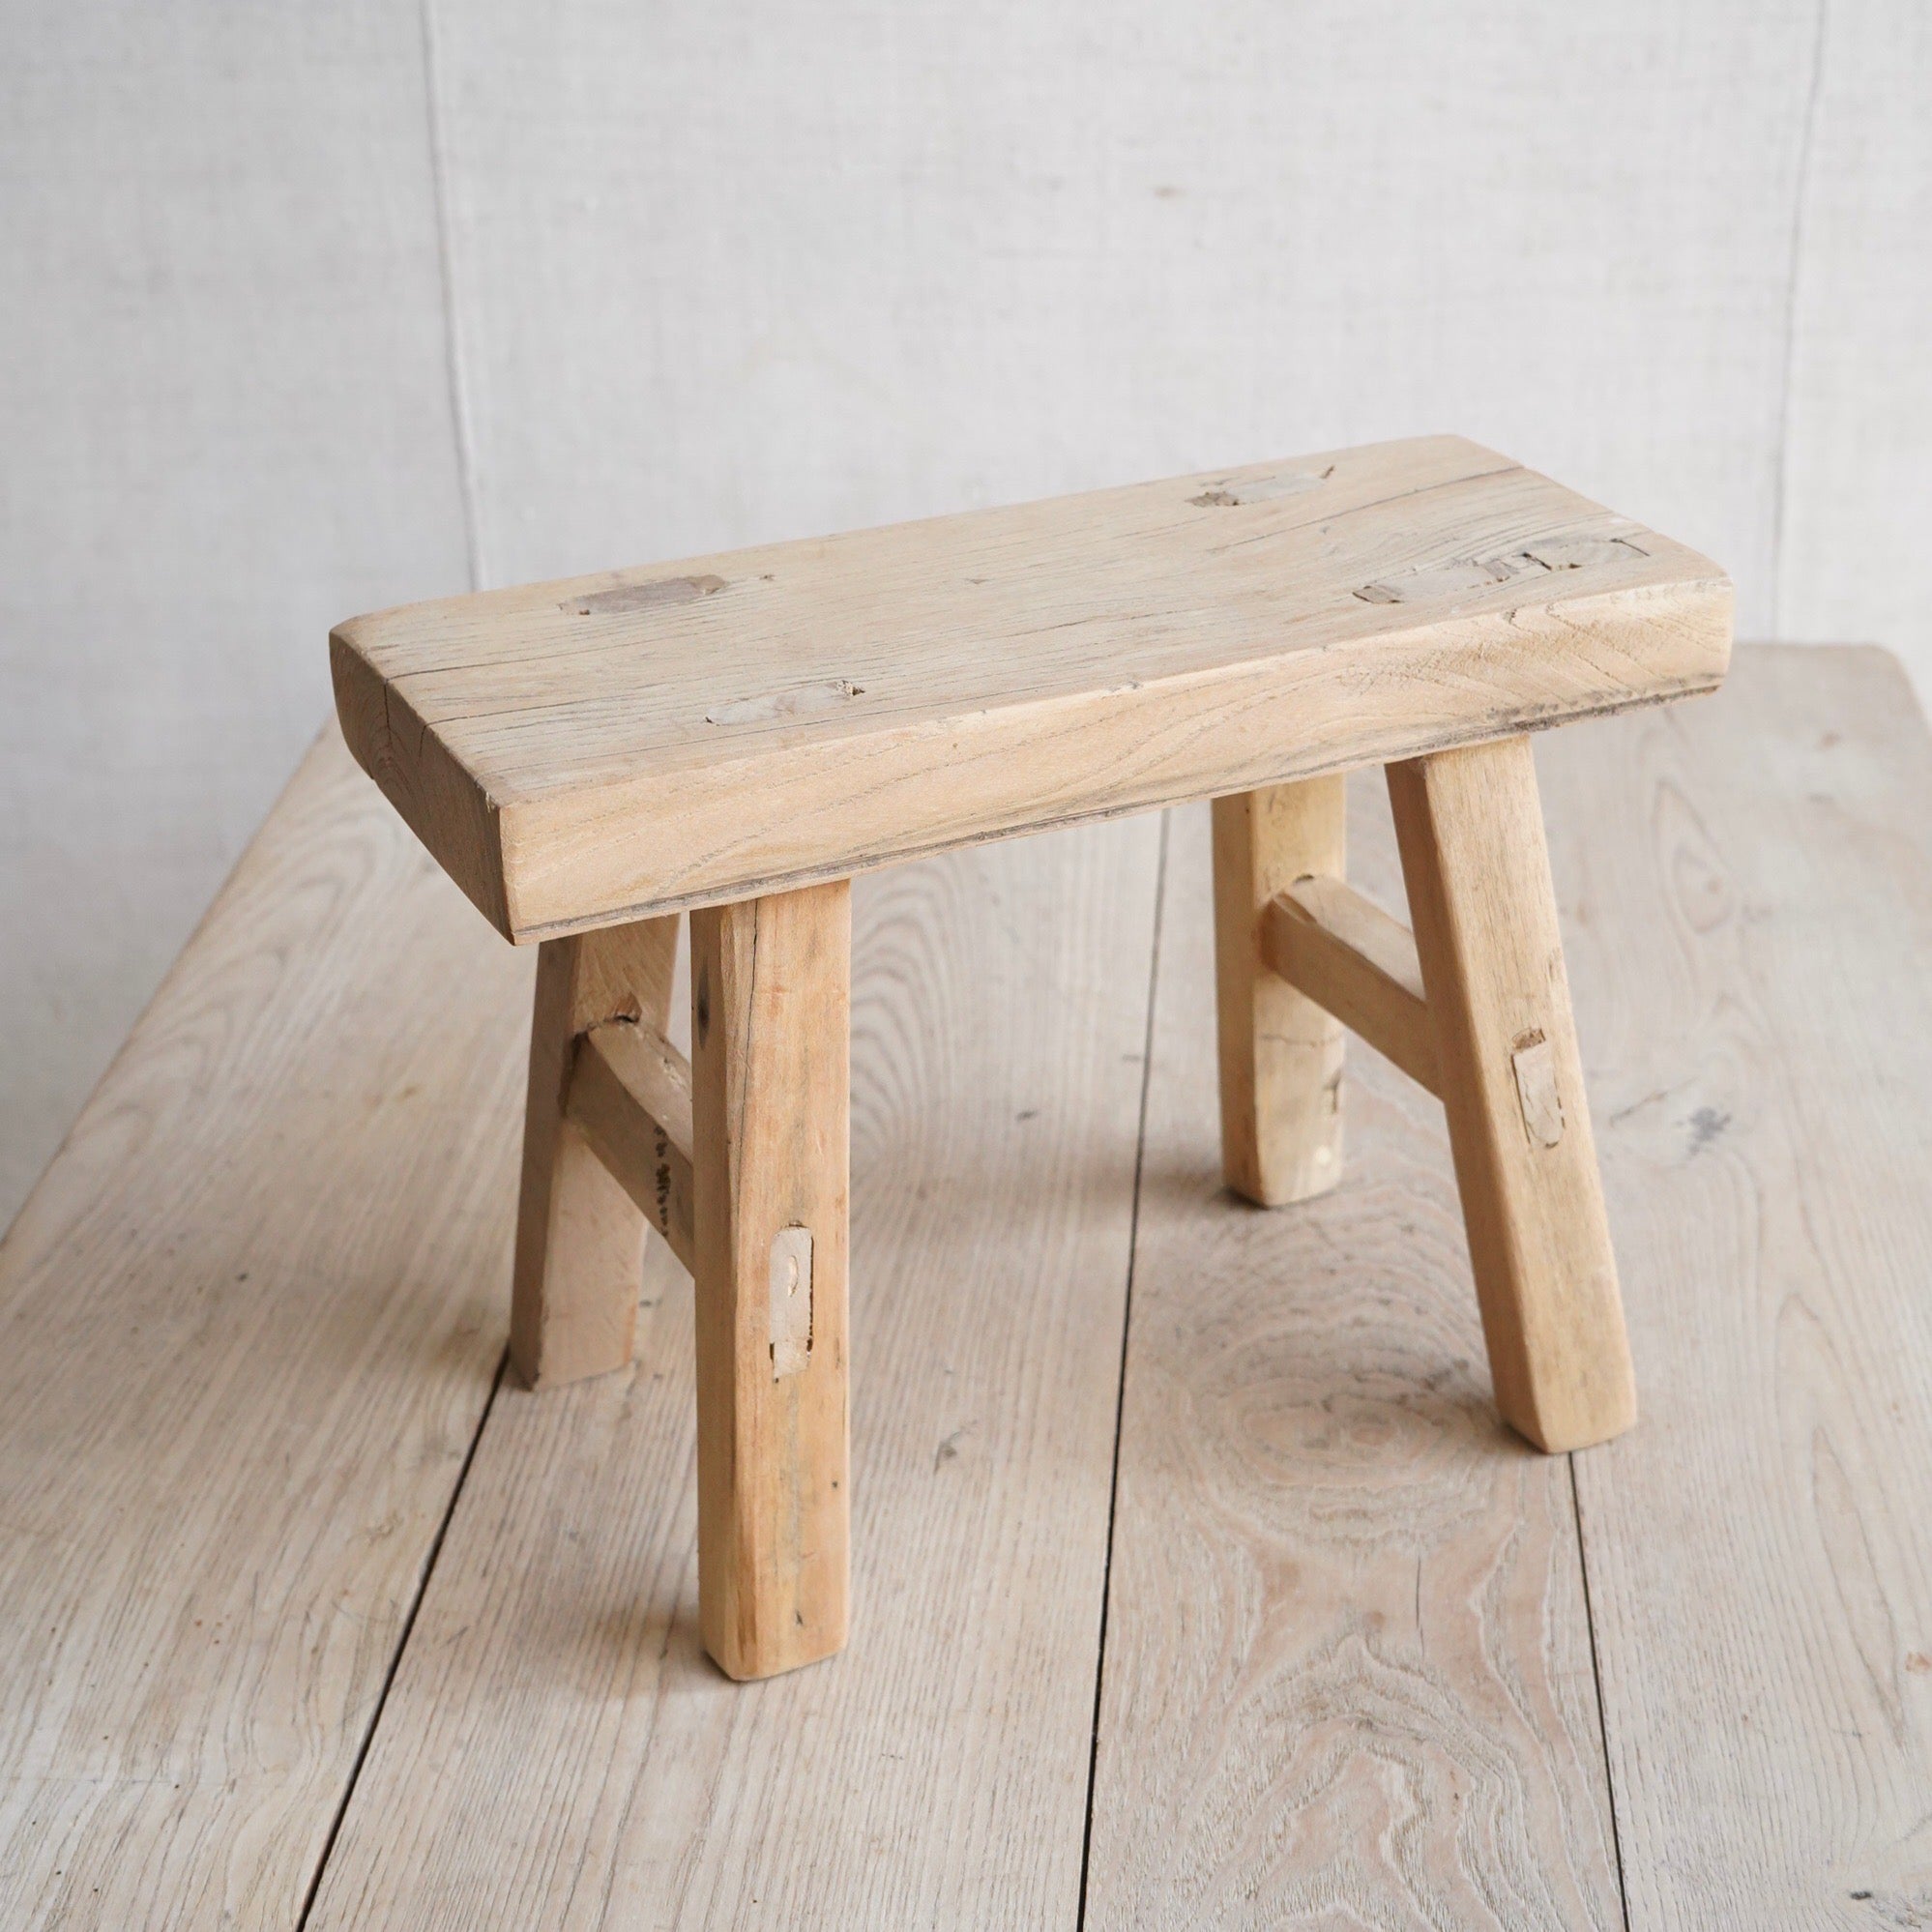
[331,435,1731,1681]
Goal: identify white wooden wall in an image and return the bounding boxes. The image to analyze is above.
[3,0,1926,1223]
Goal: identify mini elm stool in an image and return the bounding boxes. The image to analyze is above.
[331,434,1732,1682]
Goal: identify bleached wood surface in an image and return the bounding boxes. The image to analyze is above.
[0,727,525,1928]
[1084,790,1621,1929]
[334,436,1728,938]
[303,814,1163,1926]
[6,648,1932,1927]
[1552,649,1932,1927]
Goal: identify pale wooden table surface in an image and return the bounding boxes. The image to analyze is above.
[3,645,1927,1929]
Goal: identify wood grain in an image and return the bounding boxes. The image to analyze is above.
[1214,777,1348,1206]
[566,1022,695,1273]
[19,647,1932,1929]
[1389,739,1635,1453]
[689,880,851,1679]
[332,436,1731,938]
[1085,789,1622,1930]
[1550,648,1932,1926]
[0,726,525,1930]
[1262,873,1441,1097]
[512,917,679,1388]
[302,809,1163,1926]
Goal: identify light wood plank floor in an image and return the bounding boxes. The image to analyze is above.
[3,647,1927,1929]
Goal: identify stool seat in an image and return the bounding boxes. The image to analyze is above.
[332,435,1728,944]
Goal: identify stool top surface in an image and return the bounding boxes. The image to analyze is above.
[332,435,1730,942]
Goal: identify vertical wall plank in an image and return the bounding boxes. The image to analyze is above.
[425,0,1816,616]
[1777,4,1932,695]
[0,0,469,1223]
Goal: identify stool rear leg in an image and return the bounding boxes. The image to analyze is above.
[1387,737,1635,1452]
[689,879,850,1680]
[511,915,679,1389]
[1212,776,1348,1206]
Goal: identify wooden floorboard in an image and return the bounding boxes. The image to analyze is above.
[13,648,1932,1929]
[1083,790,1622,1930]
[302,816,1164,1929]
[0,728,530,1930]
[1548,648,1932,1928]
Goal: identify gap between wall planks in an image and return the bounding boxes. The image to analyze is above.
[302,813,1166,1928]
[1550,647,1932,1927]
[1084,788,1622,1929]
[0,726,530,1930]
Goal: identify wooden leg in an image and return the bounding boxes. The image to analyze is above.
[1212,777,1347,1206]
[511,916,679,1389]
[689,879,850,1680]
[1387,737,1635,1452]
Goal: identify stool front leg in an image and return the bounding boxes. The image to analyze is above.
[689,879,851,1680]
[512,916,680,1389]
[1212,776,1348,1206]
[1387,737,1635,1452]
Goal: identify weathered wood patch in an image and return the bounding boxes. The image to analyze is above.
[1189,464,1334,508]
[705,677,864,727]
[1355,535,1649,605]
[563,572,727,615]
